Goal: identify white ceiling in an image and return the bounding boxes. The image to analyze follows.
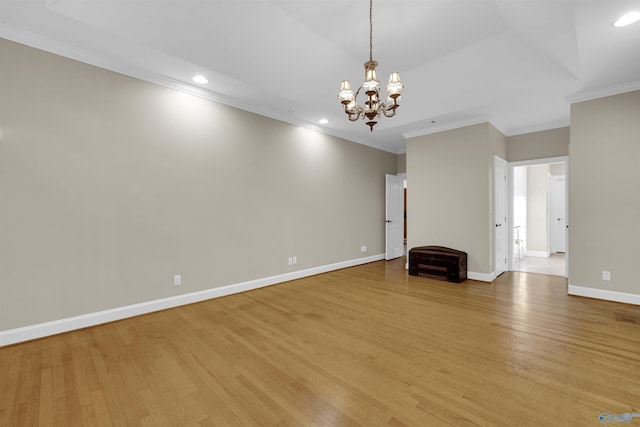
[2,0,639,153]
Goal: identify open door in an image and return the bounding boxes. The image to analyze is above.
[385,174,404,260]
[494,156,508,276]
[549,175,566,253]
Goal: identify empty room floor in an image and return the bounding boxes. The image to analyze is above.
[2,257,639,426]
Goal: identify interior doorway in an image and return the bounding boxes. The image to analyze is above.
[397,173,407,257]
[385,174,405,260]
[509,157,568,277]
[494,156,508,277]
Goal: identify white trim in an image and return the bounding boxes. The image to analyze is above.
[401,116,491,139]
[0,27,402,154]
[566,80,640,104]
[504,120,570,137]
[507,162,515,272]
[568,284,640,306]
[401,117,571,141]
[525,250,550,258]
[0,254,385,347]
[467,271,496,282]
[510,156,568,168]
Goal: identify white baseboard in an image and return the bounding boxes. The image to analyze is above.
[525,250,550,258]
[467,271,496,282]
[0,254,385,347]
[568,284,640,306]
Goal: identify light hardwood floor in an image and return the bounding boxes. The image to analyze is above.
[2,258,640,426]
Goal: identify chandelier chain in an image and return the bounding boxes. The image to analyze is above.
[369,0,373,62]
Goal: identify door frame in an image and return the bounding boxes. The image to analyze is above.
[494,156,508,277]
[396,173,408,268]
[507,156,569,277]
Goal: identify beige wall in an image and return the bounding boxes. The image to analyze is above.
[406,123,506,276]
[489,123,508,160]
[396,153,406,174]
[0,39,397,331]
[507,127,569,162]
[569,90,640,296]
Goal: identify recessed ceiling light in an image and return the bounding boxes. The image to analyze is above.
[192,75,208,84]
[318,118,329,124]
[613,11,640,27]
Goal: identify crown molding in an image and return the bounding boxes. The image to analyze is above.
[0,27,263,115]
[566,80,640,104]
[1,27,399,154]
[401,116,491,139]
[505,119,570,137]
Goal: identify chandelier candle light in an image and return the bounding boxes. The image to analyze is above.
[338,0,404,131]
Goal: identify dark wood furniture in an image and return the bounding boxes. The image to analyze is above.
[409,246,467,283]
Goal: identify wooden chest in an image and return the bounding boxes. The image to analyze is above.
[409,246,467,283]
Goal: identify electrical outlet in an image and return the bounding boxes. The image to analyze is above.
[602,270,611,281]
[361,245,367,253]
[174,274,182,286]
[288,257,293,265]
[292,256,297,265]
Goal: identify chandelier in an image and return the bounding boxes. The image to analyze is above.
[337,0,404,131]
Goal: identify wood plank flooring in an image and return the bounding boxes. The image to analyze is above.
[2,258,640,426]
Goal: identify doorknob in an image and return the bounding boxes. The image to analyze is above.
[495,223,502,227]
[385,220,392,223]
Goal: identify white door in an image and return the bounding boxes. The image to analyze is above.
[385,174,404,260]
[550,175,566,253]
[494,156,508,276]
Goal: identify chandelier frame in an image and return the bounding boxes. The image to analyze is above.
[337,0,404,131]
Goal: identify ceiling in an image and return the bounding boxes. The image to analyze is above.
[1,0,639,153]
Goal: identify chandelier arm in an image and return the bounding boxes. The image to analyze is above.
[347,87,365,121]
[344,85,364,121]
[382,107,397,118]
[347,110,362,121]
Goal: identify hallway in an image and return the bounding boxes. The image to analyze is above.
[513,253,566,277]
